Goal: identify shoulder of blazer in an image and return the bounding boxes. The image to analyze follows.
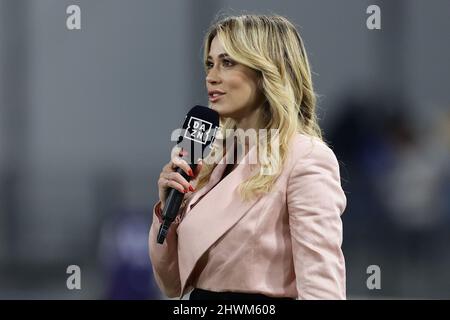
[287,132,346,213]
[287,133,341,179]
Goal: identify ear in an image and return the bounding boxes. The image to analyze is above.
[257,76,264,90]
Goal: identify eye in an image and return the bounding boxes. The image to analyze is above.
[222,59,234,67]
[205,61,213,69]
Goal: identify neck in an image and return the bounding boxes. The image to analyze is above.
[233,105,265,132]
[220,103,267,161]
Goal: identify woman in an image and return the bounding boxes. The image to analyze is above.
[149,14,347,300]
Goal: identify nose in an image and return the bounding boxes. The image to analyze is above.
[206,65,221,85]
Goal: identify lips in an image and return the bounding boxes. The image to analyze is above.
[209,93,225,102]
[208,90,226,102]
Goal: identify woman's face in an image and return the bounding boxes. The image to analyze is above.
[206,36,265,119]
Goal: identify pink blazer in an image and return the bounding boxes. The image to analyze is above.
[149,133,347,299]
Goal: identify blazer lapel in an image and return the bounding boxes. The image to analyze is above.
[177,144,261,298]
[183,161,228,215]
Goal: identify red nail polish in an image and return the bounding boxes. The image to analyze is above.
[188,169,194,177]
[189,185,195,192]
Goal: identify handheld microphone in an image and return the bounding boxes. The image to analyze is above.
[157,105,219,244]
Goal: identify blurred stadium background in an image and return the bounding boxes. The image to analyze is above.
[0,0,449,299]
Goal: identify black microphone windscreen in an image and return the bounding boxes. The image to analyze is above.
[176,105,219,164]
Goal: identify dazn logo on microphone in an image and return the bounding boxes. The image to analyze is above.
[184,116,215,145]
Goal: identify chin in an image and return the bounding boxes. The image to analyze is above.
[210,103,236,119]
[210,104,225,115]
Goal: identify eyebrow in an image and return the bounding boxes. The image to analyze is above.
[206,53,230,60]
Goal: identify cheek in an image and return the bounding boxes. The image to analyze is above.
[227,75,256,100]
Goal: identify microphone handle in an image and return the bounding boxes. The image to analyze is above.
[157,164,197,244]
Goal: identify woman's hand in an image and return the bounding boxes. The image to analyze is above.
[157,148,203,210]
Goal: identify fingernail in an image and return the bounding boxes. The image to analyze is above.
[188,169,194,177]
[189,185,195,192]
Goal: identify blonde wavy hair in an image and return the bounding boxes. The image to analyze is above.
[195,14,324,201]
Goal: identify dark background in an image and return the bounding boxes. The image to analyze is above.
[0,0,449,299]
